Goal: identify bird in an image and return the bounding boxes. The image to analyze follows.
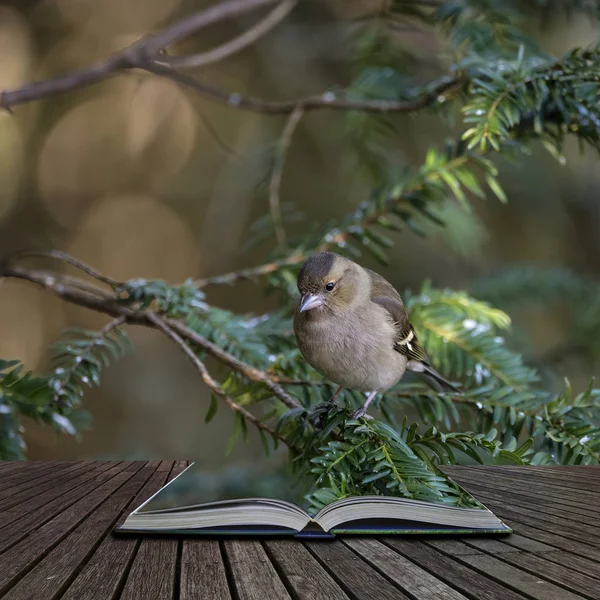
[293,251,459,419]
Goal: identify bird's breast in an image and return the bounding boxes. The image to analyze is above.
[294,307,407,392]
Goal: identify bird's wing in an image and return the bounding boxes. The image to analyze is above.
[365,269,428,363]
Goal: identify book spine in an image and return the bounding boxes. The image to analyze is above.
[294,530,335,540]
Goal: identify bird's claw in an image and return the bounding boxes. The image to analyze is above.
[351,408,374,420]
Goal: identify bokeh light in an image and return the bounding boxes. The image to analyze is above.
[68,193,201,281]
[0,282,49,368]
[54,0,183,33]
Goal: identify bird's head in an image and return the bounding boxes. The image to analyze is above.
[296,252,367,314]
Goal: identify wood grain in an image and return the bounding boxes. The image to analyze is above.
[0,462,599,600]
[265,539,350,600]
[180,541,232,600]
[225,540,292,600]
[306,539,411,600]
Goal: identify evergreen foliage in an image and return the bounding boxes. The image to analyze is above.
[2,1,600,511]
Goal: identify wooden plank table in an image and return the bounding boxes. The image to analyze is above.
[0,463,598,600]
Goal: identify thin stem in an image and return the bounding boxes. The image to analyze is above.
[194,254,306,287]
[1,262,300,410]
[8,249,122,288]
[147,312,287,444]
[269,104,304,248]
[159,0,298,69]
[143,63,466,115]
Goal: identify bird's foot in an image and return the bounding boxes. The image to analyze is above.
[351,390,378,420]
[351,408,374,420]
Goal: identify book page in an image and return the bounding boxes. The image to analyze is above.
[137,459,308,515]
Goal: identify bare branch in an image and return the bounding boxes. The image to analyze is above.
[141,0,281,56]
[269,105,304,248]
[194,253,307,287]
[1,261,300,410]
[144,63,466,114]
[8,249,122,288]
[0,0,283,112]
[0,0,466,118]
[147,312,287,444]
[160,0,298,69]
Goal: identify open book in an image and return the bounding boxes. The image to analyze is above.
[116,463,511,537]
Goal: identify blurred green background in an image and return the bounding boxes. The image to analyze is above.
[0,0,598,463]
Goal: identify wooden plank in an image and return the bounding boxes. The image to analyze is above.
[60,462,168,600]
[496,551,600,598]
[0,462,31,474]
[480,466,600,485]
[119,538,179,600]
[426,539,492,556]
[498,518,600,562]
[537,550,600,582]
[447,477,600,520]
[450,469,600,508]
[0,462,90,505]
[0,461,67,490]
[463,487,600,539]
[449,469,600,502]
[265,540,349,600]
[448,470,600,512]
[180,541,232,600]
[1,463,154,600]
[119,462,186,600]
[0,462,144,595]
[117,462,182,600]
[471,496,600,547]
[344,538,469,600]
[459,538,521,554]
[458,553,587,600]
[0,462,127,552]
[480,534,555,554]
[384,538,528,600]
[421,532,590,600]
[225,540,292,600]
[0,461,101,513]
[306,540,411,600]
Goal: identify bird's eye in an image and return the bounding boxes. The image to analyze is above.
[325,281,335,291]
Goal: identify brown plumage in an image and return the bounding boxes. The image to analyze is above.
[293,252,459,418]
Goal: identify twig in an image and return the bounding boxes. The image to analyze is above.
[0,6,466,119]
[1,262,300,410]
[147,312,287,444]
[159,0,298,69]
[141,0,281,56]
[143,64,466,115]
[8,249,122,288]
[269,105,304,248]
[194,253,307,287]
[196,152,473,288]
[0,0,279,111]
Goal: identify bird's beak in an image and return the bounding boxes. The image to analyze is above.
[300,293,323,312]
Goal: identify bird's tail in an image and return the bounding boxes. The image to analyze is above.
[408,360,461,394]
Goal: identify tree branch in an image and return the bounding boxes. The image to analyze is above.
[194,253,307,287]
[147,312,287,444]
[143,63,466,114]
[269,104,304,248]
[1,261,300,410]
[0,0,466,117]
[158,0,298,69]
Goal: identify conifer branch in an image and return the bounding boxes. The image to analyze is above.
[147,313,287,443]
[0,261,300,410]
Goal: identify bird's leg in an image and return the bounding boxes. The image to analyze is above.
[352,391,377,419]
[327,384,344,406]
